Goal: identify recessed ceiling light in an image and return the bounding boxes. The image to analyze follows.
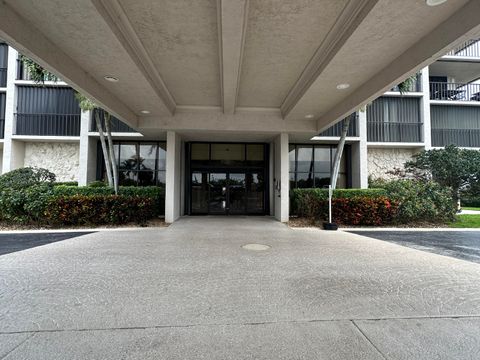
[104,75,119,82]
[305,114,314,119]
[336,83,350,90]
[140,110,150,114]
[426,0,447,6]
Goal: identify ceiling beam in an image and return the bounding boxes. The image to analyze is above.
[280,0,379,118]
[217,0,249,114]
[316,0,480,132]
[91,0,176,115]
[0,0,139,128]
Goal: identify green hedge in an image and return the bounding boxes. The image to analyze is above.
[462,198,480,208]
[45,195,154,225]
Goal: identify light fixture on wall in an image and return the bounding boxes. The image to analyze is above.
[104,75,119,82]
[336,83,350,90]
[426,0,447,6]
[140,110,150,114]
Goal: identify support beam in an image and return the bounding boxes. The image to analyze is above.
[316,0,480,132]
[78,111,97,186]
[217,0,248,114]
[91,0,176,115]
[281,0,379,118]
[165,131,182,223]
[0,1,139,128]
[274,133,289,222]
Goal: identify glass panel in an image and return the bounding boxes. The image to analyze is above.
[330,148,347,173]
[246,144,264,161]
[314,173,330,188]
[229,173,246,214]
[246,172,264,214]
[191,143,209,160]
[156,171,166,187]
[119,170,137,186]
[211,143,245,161]
[139,144,157,171]
[296,172,313,188]
[138,171,155,186]
[289,172,296,189]
[157,143,166,171]
[296,146,313,172]
[314,146,330,174]
[191,172,208,213]
[119,143,137,171]
[289,145,296,171]
[209,173,227,214]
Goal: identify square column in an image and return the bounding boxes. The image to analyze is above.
[165,131,182,223]
[274,133,289,222]
[78,110,97,185]
[420,67,432,149]
[352,110,368,188]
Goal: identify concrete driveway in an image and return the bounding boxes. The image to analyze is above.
[1,217,480,359]
[349,230,480,264]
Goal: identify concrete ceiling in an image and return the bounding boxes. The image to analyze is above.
[430,60,480,84]
[1,0,480,137]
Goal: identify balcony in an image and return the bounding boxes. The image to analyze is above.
[444,39,480,58]
[318,116,357,137]
[367,122,423,143]
[0,68,6,87]
[389,74,422,93]
[16,58,60,82]
[91,109,137,133]
[15,113,80,136]
[430,82,480,102]
[432,129,480,148]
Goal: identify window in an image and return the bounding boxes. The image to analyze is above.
[289,144,349,189]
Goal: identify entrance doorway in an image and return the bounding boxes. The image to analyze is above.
[186,142,269,215]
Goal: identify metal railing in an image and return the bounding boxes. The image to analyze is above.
[444,39,480,58]
[430,82,480,101]
[15,113,80,136]
[318,116,358,137]
[367,122,423,143]
[91,109,137,133]
[0,68,6,87]
[16,59,60,82]
[432,129,480,148]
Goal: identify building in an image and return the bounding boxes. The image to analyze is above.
[0,0,479,223]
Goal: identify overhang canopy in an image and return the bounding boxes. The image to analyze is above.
[1,0,480,138]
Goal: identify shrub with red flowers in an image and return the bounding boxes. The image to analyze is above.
[45,195,155,226]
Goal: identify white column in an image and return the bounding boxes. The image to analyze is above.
[274,133,289,222]
[78,110,97,185]
[2,46,19,173]
[352,110,368,188]
[165,131,182,223]
[421,67,432,149]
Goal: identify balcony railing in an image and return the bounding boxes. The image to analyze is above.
[430,82,480,102]
[318,116,358,137]
[444,39,480,58]
[16,59,60,82]
[390,74,422,93]
[15,113,80,136]
[367,122,423,143]
[432,129,480,148]
[91,109,137,133]
[0,68,6,87]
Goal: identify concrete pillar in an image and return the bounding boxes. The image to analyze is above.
[274,133,289,222]
[78,110,97,185]
[352,110,368,188]
[421,67,432,149]
[2,47,18,173]
[165,131,182,223]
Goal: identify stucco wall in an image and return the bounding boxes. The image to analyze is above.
[24,142,79,181]
[367,148,417,180]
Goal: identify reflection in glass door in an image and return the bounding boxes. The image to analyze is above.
[229,173,246,214]
[209,173,227,214]
[246,172,264,214]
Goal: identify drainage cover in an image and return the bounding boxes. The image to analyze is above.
[241,243,271,251]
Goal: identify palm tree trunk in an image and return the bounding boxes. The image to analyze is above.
[104,112,119,195]
[95,111,113,187]
[330,115,352,190]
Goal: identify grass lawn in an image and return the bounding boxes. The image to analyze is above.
[449,215,480,228]
[462,207,480,211]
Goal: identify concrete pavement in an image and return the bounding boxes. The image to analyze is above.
[1,216,480,359]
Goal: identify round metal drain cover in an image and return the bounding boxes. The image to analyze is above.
[242,243,271,251]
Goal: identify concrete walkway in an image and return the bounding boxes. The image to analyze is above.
[1,217,480,359]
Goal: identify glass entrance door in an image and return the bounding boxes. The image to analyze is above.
[209,173,227,214]
[228,173,246,214]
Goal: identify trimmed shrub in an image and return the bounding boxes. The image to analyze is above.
[381,179,455,223]
[88,180,107,187]
[462,198,480,208]
[54,181,78,186]
[0,167,55,191]
[45,195,155,225]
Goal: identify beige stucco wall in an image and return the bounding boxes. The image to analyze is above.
[367,148,418,180]
[24,142,79,182]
